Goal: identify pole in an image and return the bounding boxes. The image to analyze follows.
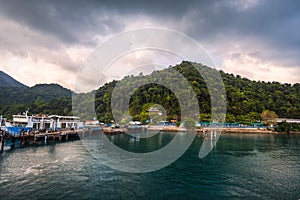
[1,132,4,152]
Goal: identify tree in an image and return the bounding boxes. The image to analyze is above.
[275,121,291,133]
[261,110,278,126]
[184,118,196,130]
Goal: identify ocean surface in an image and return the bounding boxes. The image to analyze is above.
[0,132,300,200]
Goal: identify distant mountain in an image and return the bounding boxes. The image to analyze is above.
[30,84,72,100]
[0,83,72,105]
[0,71,27,88]
[0,72,73,118]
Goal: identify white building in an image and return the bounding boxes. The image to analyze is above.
[277,118,300,123]
[48,115,82,131]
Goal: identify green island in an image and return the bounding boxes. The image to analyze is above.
[1,61,300,133]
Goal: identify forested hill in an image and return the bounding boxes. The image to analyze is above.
[1,61,300,122]
[0,71,26,88]
[94,61,300,123]
[0,80,73,118]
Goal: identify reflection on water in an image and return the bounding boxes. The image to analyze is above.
[106,131,175,153]
[80,131,195,173]
[0,132,300,200]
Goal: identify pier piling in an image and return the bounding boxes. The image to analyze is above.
[33,133,36,145]
[1,132,4,152]
[0,129,82,151]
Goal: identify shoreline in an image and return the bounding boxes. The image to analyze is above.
[143,126,300,134]
[1,127,298,152]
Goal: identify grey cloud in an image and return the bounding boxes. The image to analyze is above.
[0,0,300,86]
[178,0,300,68]
[0,0,126,45]
[1,0,299,50]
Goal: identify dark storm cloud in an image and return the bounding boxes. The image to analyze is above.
[0,0,299,50]
[0,0,126,45]
[175,0,300,68]
[0,0,201,46]
[0,0,299,87]
[175,1,300,48]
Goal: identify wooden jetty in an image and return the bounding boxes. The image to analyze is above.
[0,129,83,152]
[0,127,130,152]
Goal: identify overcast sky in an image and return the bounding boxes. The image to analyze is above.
[0,0,299,90]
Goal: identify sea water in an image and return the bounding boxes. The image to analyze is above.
[0,132,299,200]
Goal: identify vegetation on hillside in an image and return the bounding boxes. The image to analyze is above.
[2,61,300,124]
[0,71,26,88]
[93,61,300,123]
[275,121,300,133]
[261,110,278,126]
[0,83,72,118]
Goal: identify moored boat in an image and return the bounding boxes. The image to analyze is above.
[6,111,33,136]
[1,111,84,136]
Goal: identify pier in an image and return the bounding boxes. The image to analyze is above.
[0,129,82,152]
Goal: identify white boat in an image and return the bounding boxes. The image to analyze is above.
[6,111,34,136]
[1,111,84,136]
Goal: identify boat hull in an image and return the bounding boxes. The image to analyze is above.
[6,127,32,136]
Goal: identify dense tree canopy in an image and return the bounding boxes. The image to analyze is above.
[0,84,72,118]
[261,110,278,126]
[1,61,300,124]
[92,61,300,123]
